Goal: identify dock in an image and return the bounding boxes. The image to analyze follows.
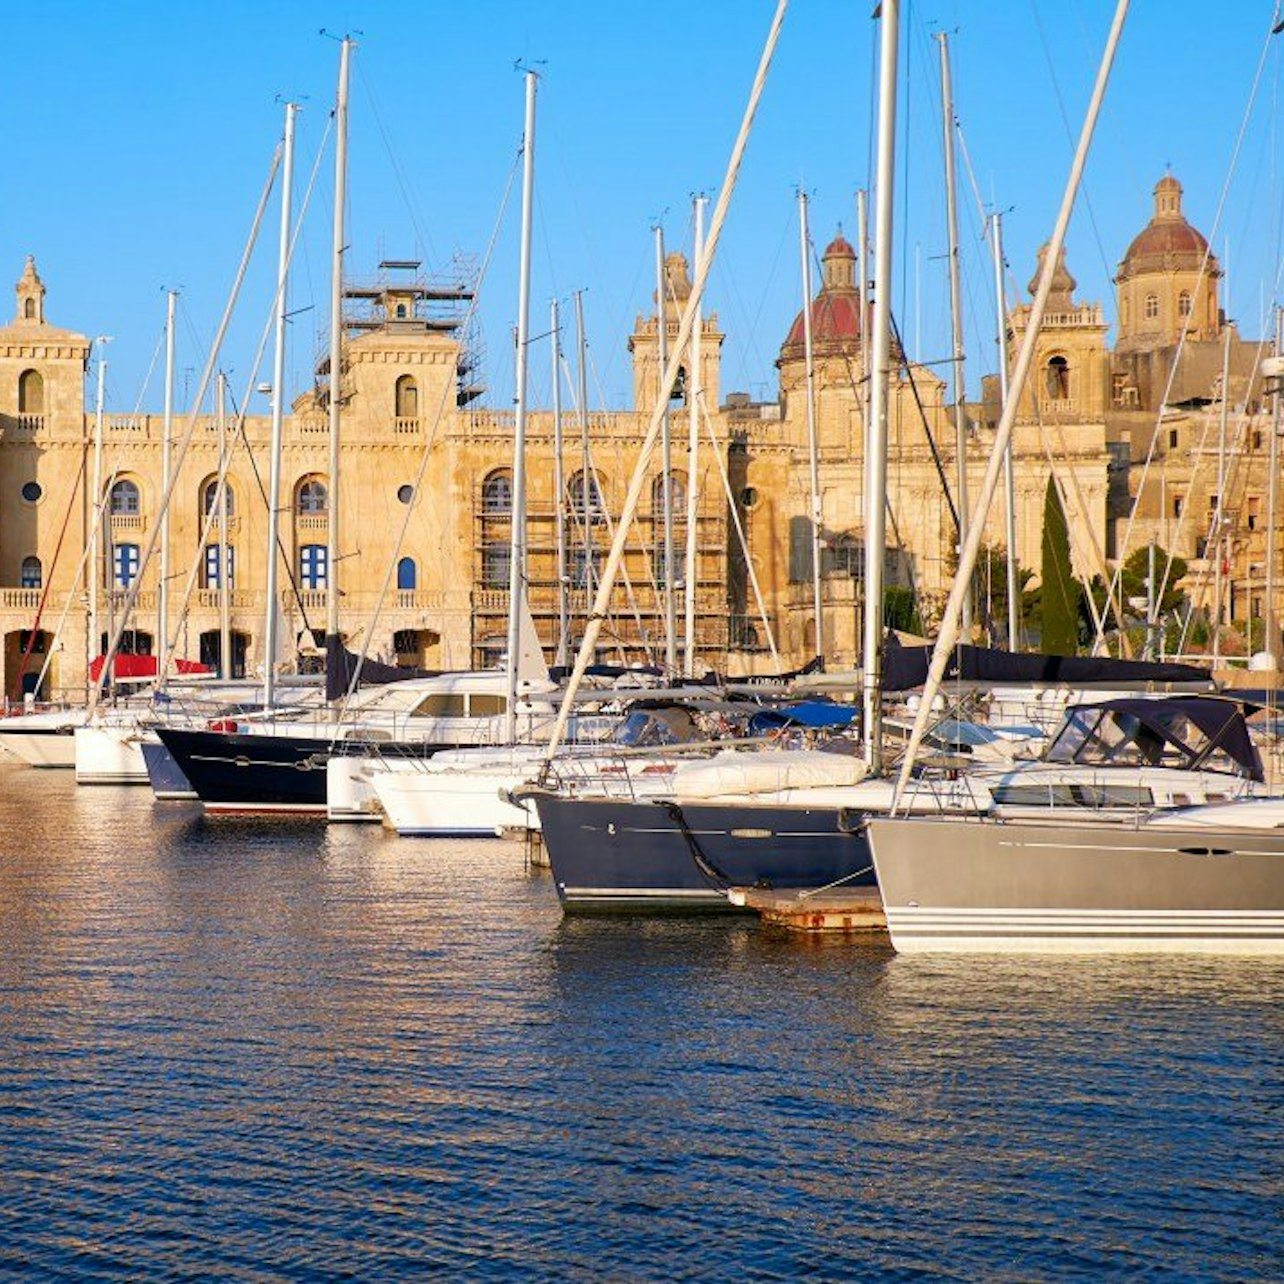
[728,885,888,934]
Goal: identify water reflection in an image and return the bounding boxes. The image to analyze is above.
[0,766,1279,1278]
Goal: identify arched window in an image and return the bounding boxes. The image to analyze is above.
[299,544,328,589]
[397,557,417,591]
[1144,292,1159,321]
[568,470,605,522]
[1045,356,1070,400]
[481,542,510,588]
[114,544,140,587]
[23,299,35,320]
[395,374,418,419]
[1121,295,1130,327]
[1178,290,1192,318]
[201,477,235,516]
[650,471,687,517]
[481,470,513,514]
[110,479,140,515]
[17,369,43,414]
[20,556,41,588]
[297,478,328,514]
[202,544,234,589]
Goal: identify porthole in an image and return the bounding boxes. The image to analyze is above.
[740,486,758,509]
[397,484,414,505]
[20,481,42,503]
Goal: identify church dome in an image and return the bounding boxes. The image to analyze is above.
[781,232,863,355]
[1118,174,1213,277]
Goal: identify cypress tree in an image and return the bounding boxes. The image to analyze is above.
[1040,475,1078,655]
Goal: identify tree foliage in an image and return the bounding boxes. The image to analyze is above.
[1040,475,1079,655]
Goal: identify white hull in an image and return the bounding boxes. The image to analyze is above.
[74,725,150,785]
[372,757,541,836]
[0,725,80,768]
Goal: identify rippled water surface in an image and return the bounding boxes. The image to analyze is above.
[0,764,1281,1279]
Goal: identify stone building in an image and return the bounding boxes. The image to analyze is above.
[0,171,1267,699]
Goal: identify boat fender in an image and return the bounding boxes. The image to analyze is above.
[207,718,239,733]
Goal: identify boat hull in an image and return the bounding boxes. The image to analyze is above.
[141,738,197,800]
[867,816,1284,954]
[0,724,79,768]
[157,727,446,815]
[531,793,874,913]
[74,725,149,785]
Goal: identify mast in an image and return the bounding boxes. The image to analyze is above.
[217,373,231,676]
[1213,299,1232,667]
[551,297,568,667]
[990,211,1020,649]
[505,68,537,743]
[89,340,108,681]
[264,99,297,707]
[656,224,677,674]
[157,291,177,688]
[936,30,971,634]
[573,289,592,641]
[863,0,900,773]
[684,195,706,677]
[856,187,870,655]
[326,37,352,657]
[892,0,1129,809]
[798,190,824,660]
[1266,304,1283,665]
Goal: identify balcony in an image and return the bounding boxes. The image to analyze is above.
[110,513,147,532]
[296,512,328,532]
[0,588,41,610]
[393,416,420,435]
[194,590,256,610]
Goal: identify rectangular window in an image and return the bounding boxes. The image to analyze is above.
[300,544,328,590]
[1168,428,1179,449]
[114,543,140,587]
[204,543,235,588]
[1248,497,1260,531]
[1172,495,1184,519]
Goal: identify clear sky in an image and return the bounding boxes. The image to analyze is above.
[5,2,1283,420]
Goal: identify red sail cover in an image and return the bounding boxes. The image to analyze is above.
[88,654,212,682]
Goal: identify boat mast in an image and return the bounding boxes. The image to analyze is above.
[863,0,900,773]
[684,196,706,677]
[573,289,592,643]
[326,37,352,670]
[856,187,870,655]
[217,372,231,676]
[88,339,108,685]
[990,210,1020,649]
[892,0,1129,809]
[936,30,971,635]
[656,224,678,675]
[550,297,568,667]
[157,290,177,688]
[264,99,297,707]
[798,190,824,661]
[1214,276,1232,667]
[505,68,537,743]
[1266,304,1283,665]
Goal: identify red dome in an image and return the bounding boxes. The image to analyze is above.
[823,232,856,260]
[1119,174,1212,274]
[784,292,863,348]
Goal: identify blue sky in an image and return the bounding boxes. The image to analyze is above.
[5,2,1283,418]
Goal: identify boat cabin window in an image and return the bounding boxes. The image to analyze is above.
[410,692,508,719]
[991,783,1154,809]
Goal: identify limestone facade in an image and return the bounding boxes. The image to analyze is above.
[0,172,1269,699]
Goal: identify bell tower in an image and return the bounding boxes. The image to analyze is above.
[628,250,722,413]
[15,256,45,325]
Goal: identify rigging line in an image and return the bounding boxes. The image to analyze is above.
[1111,14,1283,635]
[569,345,656,663]
[337,147,523,713]
[130,326,167,420]
[162,121,335,663]
[354,62,437,267]
[1028,0,1114,293]
[696,392,781,669]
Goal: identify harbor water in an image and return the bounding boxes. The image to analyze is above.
[0,763,1280,1279]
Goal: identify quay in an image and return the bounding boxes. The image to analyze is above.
[727,885,887,935]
